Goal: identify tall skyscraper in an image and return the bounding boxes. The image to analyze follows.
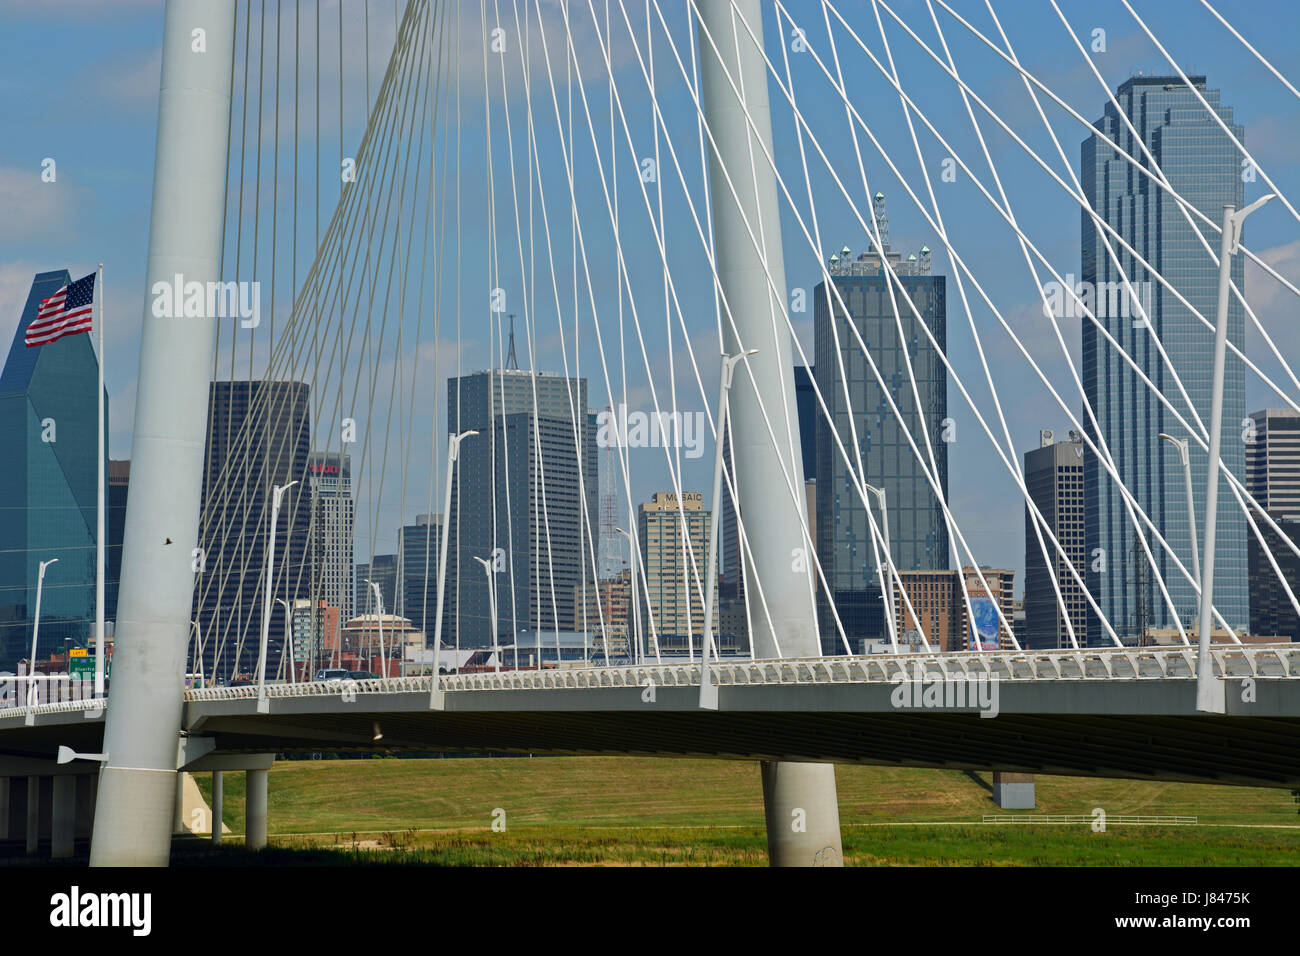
[398,513,441,634]
[306,451,353,662]
[813,195,948,653]
[637,491,715,654]
[0,271,108,667]
[1082,75,1247,643]
[1246,408,1300,640]
[1023,429,1087,649]
[446,369,598,647]
[192,380,310,682]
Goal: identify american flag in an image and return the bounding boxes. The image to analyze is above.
[26,272,95,347]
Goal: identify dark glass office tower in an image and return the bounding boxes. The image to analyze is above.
[446,369,597,648]
[1082,75,1247,643]
[107,459,129,622]
[1246,408,1300,641]
[355,554,399,617]
[398,513,441,633]
[813,199,948,654]
[0,271,108,667]
[1023,430,1087,650]
[192,380,310,682]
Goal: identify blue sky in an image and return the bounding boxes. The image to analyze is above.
[2,0,1298,592]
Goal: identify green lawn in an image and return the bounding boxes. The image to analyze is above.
[186,757,1300,866]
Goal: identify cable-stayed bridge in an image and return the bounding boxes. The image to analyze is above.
[3,0,1300,867]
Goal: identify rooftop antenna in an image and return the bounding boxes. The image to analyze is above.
[872,191,890,252]
[505,313,519,370]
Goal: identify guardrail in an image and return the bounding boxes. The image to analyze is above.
[981,814,1198,825]
[3,644,1297,714]
[181,643,1300,702]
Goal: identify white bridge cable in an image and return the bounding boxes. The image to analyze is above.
[1039,0,1300,626]
[1122,0,1300,230]
[786,0,1276,639]
[579,0,851,657]
[839,0,1300,628]
[720,0,1174,649]
[533,0,796,660]
[678,0,1030,650]
[493,0,573,668]
[612,0,951,655]
[183,0,1300,677]
[923,0,1300,412]
[197,2,435,677]
[830,2,974,650]
[1199,0,1300,104]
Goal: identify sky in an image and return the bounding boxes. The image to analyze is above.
[2,0,1298,598]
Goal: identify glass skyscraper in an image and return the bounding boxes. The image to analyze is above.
[812,202,948,654]
[0,270,109,668]
[1081,75,1247,643]
[191,380,311,681]
[445,369,598,648]
[397,513,441,634]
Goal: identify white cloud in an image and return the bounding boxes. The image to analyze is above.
[0,166,77,244]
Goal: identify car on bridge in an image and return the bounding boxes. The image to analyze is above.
[313,669,350,682]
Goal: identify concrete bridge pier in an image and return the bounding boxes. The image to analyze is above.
[51,776,76,858]
[211,771,223,845]
[245,768,268,850]
[25,776,41,855]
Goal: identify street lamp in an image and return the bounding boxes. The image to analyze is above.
[616,527,640,665]
[26,557,59,720]
[431,430,478,707]
[473,557,500,673]
[275,597,297,684]
[864,484,896,651]
[1197,194,1274,714]
[700,348,757,710]
[257,479,298,714]
[1158,433,1201,603]
[366,580,387,678]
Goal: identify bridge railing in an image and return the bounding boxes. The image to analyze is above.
[177,644,1300,703]
[2,644,1296,715]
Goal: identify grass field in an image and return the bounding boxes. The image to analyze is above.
[186,757,1300,866]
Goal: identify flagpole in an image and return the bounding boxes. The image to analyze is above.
[95,262,105,697]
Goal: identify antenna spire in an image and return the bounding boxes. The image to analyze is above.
[505,313,519,370]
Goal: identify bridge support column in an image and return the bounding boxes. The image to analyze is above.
[762,762,843,866]
[172,771,187,834]
[25,776,40,856]
[89,0,237,867]
[51,776,76,859]
[7,777,26,843]
[0,777,8,840]
[75,774,96,840]
[696,0,843,867]
[210,772,223,845]
[246,769,267,850]
[993,772,1035,810]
